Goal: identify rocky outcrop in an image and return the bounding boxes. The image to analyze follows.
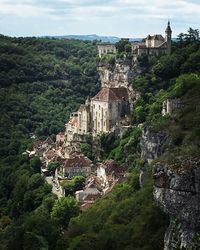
[140,126,200,248]
[98,59,133,89]
[140,126,170,162]
[153,158,200,249]
[139,126,170,187]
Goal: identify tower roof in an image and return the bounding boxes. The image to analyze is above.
[165,21,172,33]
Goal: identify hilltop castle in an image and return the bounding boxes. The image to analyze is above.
[64,22,172,142]
[98,22,172,58]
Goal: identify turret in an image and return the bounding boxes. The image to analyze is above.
[85,96,90,106]
[165,21,172,54]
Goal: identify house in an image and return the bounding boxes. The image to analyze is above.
[76,187,101,203]
[43,149,57,165]
[33,137,54,157]
[76,176,102,211]
[97,43,117,58]
[97,159,125,191]
[60,154,93,178]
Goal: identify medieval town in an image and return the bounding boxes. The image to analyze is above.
[24,22,181,211]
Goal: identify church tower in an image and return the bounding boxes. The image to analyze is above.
[165,21,172,54]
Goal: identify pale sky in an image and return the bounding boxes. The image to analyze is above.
[0,0,199,38]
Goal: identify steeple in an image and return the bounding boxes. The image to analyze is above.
[165,21,172,54]
[165,21,172,34]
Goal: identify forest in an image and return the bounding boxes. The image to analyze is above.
[0,35,99,249]
[0,28,200,249]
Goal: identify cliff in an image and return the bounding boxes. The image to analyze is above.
[97,58,140,103]
[139,126,170,187]
[98,59,133,89]
[140,126,170,163]
[153,158,200,249]
[140,127,200,249]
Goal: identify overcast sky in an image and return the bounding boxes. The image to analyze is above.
[0,0,199,38]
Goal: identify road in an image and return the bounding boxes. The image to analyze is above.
[45,176,63,198]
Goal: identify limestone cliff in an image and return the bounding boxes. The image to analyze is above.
[153,158,200,249]
[140,127,200,249]
[140,126,170,163]
[98,58,133,89]
[139,126,169,187]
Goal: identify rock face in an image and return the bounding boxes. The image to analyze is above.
[98,59,133,89]
[140,126,200,248]
[139,126,170,187]
[153,159,200,249]
[140,126,170,162]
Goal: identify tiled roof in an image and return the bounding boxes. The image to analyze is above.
[44,150,57,160]
[101,159,125,175]
[92,87,129,102]
[146,34,164,41]
[64,155,92,168]
[78,104,90,113]
[84,193,101,201]
[86,176,103,191]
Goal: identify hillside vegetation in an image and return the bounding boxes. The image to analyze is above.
[0,29,200,250]
[0,35,99,250]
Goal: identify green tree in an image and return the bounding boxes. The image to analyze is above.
[47,161,60,176]
[51,196,79,228]
[80,143,93,159]
[73,176,86,191]
[30,156,42,173]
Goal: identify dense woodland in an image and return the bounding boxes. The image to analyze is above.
[0,28,200,249]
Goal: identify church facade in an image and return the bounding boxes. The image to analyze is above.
[91,87,129,135]
[65,87,130,140]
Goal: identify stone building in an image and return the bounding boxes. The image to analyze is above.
[97,22,172,59]
[97,159,125,191]
[65,112,79,141]
[97,43,116,58]
[33,137,54,157]
[64,87,130,139]
[56,132,65,148]
[77,97,91,134]
[162,98,183,116]
[131,21,172,56]
[91,87,130,135]
[60,154,92,178]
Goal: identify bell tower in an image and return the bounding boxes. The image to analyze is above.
[165,21,172,54]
